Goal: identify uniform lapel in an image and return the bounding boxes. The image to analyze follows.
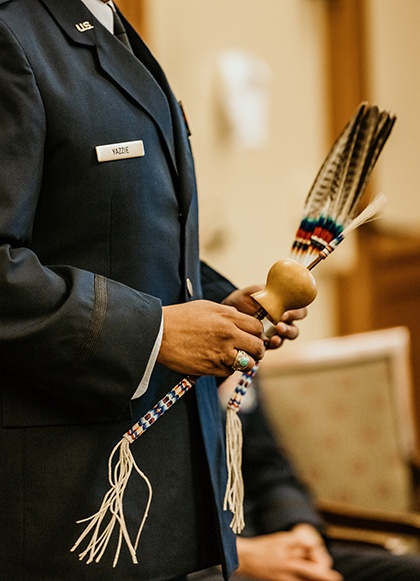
[39,0,177,174]
[123,14,196,217]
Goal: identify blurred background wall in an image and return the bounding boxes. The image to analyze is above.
[118,0,420,442]
[366,0,420,235]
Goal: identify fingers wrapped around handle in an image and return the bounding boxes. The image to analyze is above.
[159,301,265,377]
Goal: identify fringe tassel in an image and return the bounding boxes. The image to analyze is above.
[223,365,259,533]
[71,376,196,566]
[223,407,245,533]
[70,436,153,567]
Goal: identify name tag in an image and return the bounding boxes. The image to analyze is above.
[95,140,145,162]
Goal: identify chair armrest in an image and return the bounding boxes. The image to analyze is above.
[316,498,420,536]
[325,524,419,554]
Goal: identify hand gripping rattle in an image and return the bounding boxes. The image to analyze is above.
[71,102,396,566]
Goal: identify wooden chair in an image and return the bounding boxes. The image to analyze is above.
[259,326,420,553]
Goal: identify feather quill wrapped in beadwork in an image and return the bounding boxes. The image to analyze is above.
[224,102,396,533]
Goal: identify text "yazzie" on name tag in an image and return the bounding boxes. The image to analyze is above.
[96,140,145,162]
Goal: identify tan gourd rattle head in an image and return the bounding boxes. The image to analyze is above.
[251,258,318,324]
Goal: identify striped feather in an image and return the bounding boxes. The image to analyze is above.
[290,102,396,267]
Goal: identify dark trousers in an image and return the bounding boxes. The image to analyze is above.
[331,542,420,581]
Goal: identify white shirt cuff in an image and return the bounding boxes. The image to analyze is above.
[131,314,163,399]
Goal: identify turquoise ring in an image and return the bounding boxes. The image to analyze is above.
[232,349,251,372]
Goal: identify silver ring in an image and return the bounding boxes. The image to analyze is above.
[232,349,251,372]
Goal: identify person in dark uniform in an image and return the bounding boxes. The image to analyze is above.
[0,1,293,579]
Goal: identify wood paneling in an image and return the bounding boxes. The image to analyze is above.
[324,0,368,140]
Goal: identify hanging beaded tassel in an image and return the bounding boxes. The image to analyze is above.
[223,310,287,534]
[71,437,152,567]
[223,364,259,533]
[71,376,196,566]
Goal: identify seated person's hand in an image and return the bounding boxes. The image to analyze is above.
[236,524,342,581]
[266,308,307,349]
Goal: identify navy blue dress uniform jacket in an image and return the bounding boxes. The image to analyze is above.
[0,0,237,579]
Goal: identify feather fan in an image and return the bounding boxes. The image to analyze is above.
[223,102,396,535]
[290,102,396,268]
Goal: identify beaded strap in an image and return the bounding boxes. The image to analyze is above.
[226,364,259,413]
[124,376,197,443]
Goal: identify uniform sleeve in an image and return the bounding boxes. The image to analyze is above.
[200,261,236,303]
[0,20,162,420]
